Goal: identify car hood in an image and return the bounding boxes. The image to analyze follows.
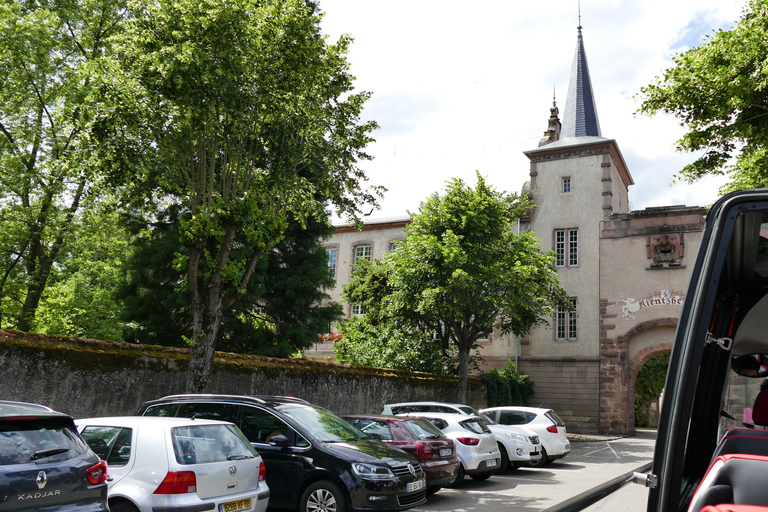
[320,438,417,465]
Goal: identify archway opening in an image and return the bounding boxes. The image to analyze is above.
[634,351,670,427]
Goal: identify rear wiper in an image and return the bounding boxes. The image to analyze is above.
[29,448,69,461]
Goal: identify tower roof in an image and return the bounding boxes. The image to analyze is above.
[561,26,601,138]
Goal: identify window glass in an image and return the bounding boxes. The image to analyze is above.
[354,245,371,265]
[546,411,566,427]
[326,248,337,279]
[276,404,365,442]
[459,418,490,435]
[348,419,392,441]
[498,411,529,425]
[562,176,571,193]
[81,426,133,466]
[423,418,448,431]
[240,407,307,447]
[0,418,87,465]
[555,229,578,267]
[351,304,366,317]
[402,419,445,440]
[142,404,180,417]
[172,424,257,465]
[556,298,578,341]
[178,402,238,423]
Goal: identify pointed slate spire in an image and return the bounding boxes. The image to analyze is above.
[561,26,601,138]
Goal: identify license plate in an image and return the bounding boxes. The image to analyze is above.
[486,458,497,467]
[220,498,252,512]
[439,448,452,456]
[407,479,424,492]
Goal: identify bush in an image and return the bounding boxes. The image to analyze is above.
[480,360,534,406]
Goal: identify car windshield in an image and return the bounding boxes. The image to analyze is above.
[277,404,366,442]
[0,417,87,465]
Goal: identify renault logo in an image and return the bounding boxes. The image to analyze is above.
[229,464,237,476]
[36,471,47,489]
[407,464,415,476]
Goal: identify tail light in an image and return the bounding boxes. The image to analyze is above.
[456,437,480,446]
[546,425,558,434]
[86,460,108,485]
[415,442,433,459]
[154,471,197,494]
[259,461,266,482]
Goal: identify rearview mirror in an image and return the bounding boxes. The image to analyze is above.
[731,354,768,378]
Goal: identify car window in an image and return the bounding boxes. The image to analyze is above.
[459,418,491,435]
[0,417,87,465]
[178,402,238,423]
[81,426,133,466]
[276,404,366,442]
[390,405,428,414]
[546,411,566,427]
[402,419,444,440]
[142,403,180,417]
[499,410,530,425]
[347,419,392,441]
[240,406,309,447]
[172,424,257,465]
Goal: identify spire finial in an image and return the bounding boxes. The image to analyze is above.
[553,86,557,107]
[578,0,582,30]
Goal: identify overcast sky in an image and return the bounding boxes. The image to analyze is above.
[317,0,745,221]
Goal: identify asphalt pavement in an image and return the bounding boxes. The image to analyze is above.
[413,429,657,512]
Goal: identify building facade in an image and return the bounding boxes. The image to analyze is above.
[306,27,708,434]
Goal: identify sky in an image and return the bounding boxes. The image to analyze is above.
[317,0,746,222]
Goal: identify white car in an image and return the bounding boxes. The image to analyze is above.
[382,401,541,470]
[481,406,570,467]
[75,416,270,512]
[395,412,500,486]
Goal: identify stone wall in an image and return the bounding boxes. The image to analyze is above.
[0,333,486,419]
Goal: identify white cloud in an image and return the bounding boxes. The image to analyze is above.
[318,0,745,220]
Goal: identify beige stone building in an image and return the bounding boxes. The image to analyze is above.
[306,27,708,435]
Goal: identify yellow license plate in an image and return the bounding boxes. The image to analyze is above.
[220,498,252,512]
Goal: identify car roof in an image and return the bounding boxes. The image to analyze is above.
[141,394,310,408]
[75,416,235,428]
[399,411,484,422]
[481,406,551,414]
[387,401,467,408]
[0,400,70,420]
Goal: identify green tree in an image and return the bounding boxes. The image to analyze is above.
[119,209,343,357]
[634,352,670,427]
[341,173,568,403]
[101,0,380,391]
[638,0,768,191]
[0,0,126,331]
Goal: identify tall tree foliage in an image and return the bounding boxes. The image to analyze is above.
[638,0,768,191]
[101,0,380,391]
[340,174,568,403]
[0,0,126,330]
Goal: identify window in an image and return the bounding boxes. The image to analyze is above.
[562,176,572,193]
[354,245,371,265]
[556,298,578,341]
[326,248,337,278]
[389,240,402,252]
[555,229,578,267]
[351,304,366,317]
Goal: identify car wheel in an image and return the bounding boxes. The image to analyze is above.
[511,462,524,470]
[469,471,493,481]
[447,464,465,487]
[497,443,509,472]
[109,502,139,512]
[426,486,441,495]
[527,447,547,468]
[301,481,347,512]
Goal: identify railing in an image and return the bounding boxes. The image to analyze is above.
[542,462,654,512]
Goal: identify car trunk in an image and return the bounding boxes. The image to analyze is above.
[194,457,261,501]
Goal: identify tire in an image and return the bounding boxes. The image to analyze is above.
[527,447,548,468]
[300,480,347,512]
[447,464,465,487]
[469,471,493,481]
[497,443,509,472]
[109,502,139,512]
[426,486,442,495]
[511,462,523,470]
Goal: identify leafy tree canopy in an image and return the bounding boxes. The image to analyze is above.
[340,173,568,403]
[638,0,768,191]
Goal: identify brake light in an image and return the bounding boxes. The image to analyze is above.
[259,461,266,482]
[3,416,37,421]
[456,437,480,446]
[154,471,197,494]
[86,460,108,485]
[546,425,558,434]
[415,442,433,459]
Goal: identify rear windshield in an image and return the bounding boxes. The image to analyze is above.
[172,424,258,465]
[459,418,491,435]
[276,404,366,442]
[0,417,88,465]
[402,419,445,440]
[546,411,566,427]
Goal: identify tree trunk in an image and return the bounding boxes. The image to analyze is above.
[457,340,470,404]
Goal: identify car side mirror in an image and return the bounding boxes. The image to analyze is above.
[268,434,291,447]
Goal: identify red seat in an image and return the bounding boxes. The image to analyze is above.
[688,454,768,512]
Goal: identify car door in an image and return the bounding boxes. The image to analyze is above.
[649,190,768,512]
[80,425,135,488]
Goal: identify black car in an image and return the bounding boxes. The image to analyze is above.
[136,394,427,512]
[0,401,108,511]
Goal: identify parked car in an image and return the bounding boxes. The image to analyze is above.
[343,415,460,494]
[480,406,570,466]
[398,412,500,486]
[137,395,427,511]
[0,400,108,511]
[381,401,541,470]
[75,416,269,512]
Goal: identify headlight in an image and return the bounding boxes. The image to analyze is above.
[352,463,395,480]
[504,433,528,442]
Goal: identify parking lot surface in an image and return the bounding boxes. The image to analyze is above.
[410,429,656,512]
